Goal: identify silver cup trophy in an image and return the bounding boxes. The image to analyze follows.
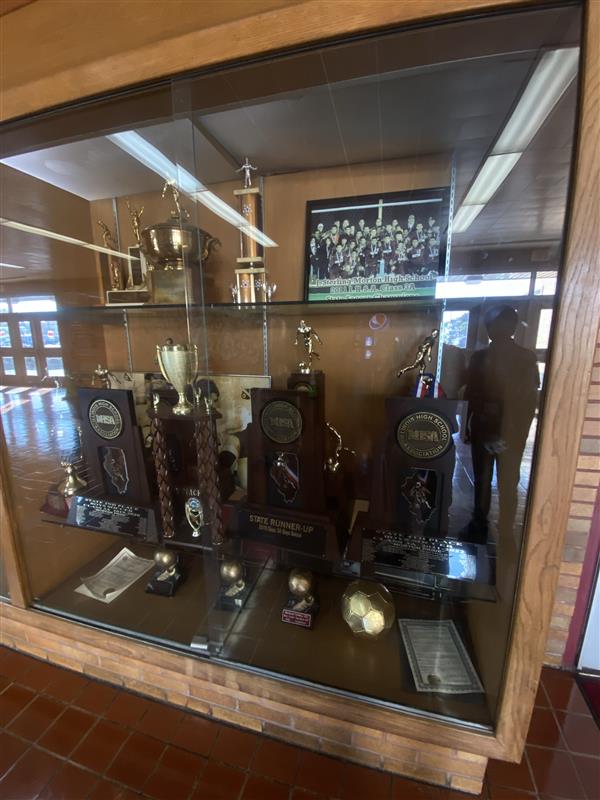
[156,340,199,415]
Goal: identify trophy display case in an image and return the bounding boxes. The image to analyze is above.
[0,2,584,739]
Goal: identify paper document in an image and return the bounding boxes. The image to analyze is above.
[75,547,154,604]
[399,619,484,694]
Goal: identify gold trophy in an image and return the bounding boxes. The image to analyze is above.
[156,339,198,416]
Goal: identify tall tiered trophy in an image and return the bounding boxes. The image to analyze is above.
[230,158,276,304]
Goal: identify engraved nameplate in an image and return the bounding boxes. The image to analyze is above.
[67,495,151,538]
[238,507,326,557]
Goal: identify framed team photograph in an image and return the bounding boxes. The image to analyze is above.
[304,187,450,303]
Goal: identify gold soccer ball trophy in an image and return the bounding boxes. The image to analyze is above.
[341,580,395,638]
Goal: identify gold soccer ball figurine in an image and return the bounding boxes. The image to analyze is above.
[154,548,177,575]
[288,569,314,600]
[341,580,395,638]
[220,559,244,586]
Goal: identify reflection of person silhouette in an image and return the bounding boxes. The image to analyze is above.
[464,305,539,542]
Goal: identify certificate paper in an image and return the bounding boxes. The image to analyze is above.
[399,619,484,694]
[76,547,154,604]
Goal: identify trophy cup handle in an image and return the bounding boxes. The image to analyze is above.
[156,345,166,378]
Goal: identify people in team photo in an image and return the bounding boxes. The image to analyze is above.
[308,205,442,281]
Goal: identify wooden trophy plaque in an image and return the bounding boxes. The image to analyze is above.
[235,376,343,562]
[69,387,158,541]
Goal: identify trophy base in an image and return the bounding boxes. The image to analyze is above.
[40,485,72,518]
[105,288,150,306]
[281,597,319,628]
[215,581,252,611]
[145,565,184,597]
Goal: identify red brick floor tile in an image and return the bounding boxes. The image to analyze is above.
[38,706,96,757]
[105,690,153,728]
[134,698,184,742]
[488,786,535,800]
[211,725,260,770]
[16,658,58,693]
[296,751,344,797]
[486,754,536,793]
[71,718,131,773]
[0,732,28,780]
[391,775,448,798]
[527,707,566,749]
[536,681,551,708]
[0,675,10,693]
[571,754,600,800]
[0,648,35,682]
[7,694,65,741]
[73,680,119,715]
[171,714,219,757]
[543,669,589,714]
[527,745,586,799]
[88,779,142,800]
[341,762,392,800]
[106,731,166,791]
[556,711,600,757]
[142,744,205,800]
[44,667,90,703]
[290,791,330,800]
[242,774,289,800]
[0,746,62,800]
[191,761,246,800]
[37,761,99,800]
[251,738,300,785]
[0,682,35,725]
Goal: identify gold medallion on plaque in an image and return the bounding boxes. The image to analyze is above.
[261,400,302,444]
[396,411,452,460]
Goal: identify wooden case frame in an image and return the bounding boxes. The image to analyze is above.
[0,0,598,784]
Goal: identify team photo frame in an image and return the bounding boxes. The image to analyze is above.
[304,187,450,303]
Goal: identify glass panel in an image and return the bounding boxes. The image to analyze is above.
[2,356,16,375]
[0,321,11,348]
[0,2,582,732]
[40,320,61,348]
[45,356,64,377]
[0,299,9,314]
[18,320,33,348]
[24,356,38,376]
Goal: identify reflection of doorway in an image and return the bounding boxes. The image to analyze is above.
[0,296,64,386]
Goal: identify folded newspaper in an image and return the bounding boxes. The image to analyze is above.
[76,547,154,604]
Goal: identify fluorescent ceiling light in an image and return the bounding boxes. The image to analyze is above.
[0,262,25,270]
[452,204,485,233]
[107,131,277,249]
[493,47,579,154]
[462,153,522,205]
[453,46,579,234]
[0,218,138,260]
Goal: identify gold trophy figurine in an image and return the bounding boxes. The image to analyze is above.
[92,364,120,390]
[220,559,246,598]
[397,328,439,378]
[98,219,123,290]
[295,319,322,374]
[126,199,145,246]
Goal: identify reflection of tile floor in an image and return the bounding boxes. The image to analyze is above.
[0,647,597,799]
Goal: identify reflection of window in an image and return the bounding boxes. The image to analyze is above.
[45,356,64,377]
[10,296,57,313]
[18,321,33,348]
[539,362,546,387]
[534,271,558,296]
[436,273,531,299]
[2,357,16,375]
[536,309,553,349]
[441,310,469,348]
[24,357,38,376]
[0,321,11,348]
[0,299,8,314]
[41,320,61,348]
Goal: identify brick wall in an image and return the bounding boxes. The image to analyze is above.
[545,323,600,666]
